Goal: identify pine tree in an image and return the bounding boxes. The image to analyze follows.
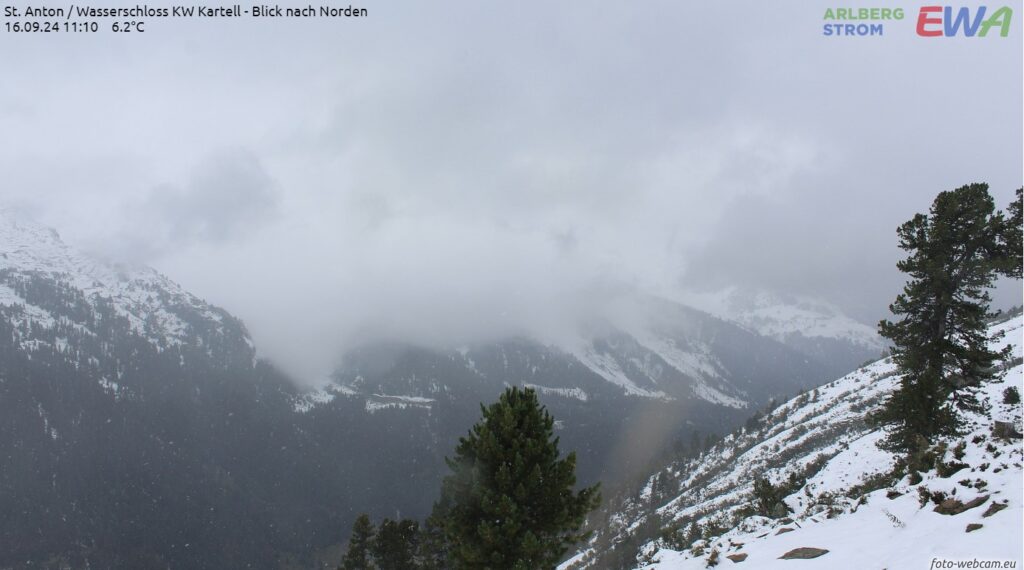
[340,513,376,570]
[1003,386,1021,405]
[874,183,1018,451]
[752,476,789,518]
[1000,188,1022,278]
[438,387,600,570]
[684,522,701,547]
[371,518,419,570]
[418,499,451,570]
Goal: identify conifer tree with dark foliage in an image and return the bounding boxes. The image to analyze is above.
[372,519,420,570]
[417,501,450,570]
[436,387,600,569]
[340,514,376,570]
[752,476,789,518]
[1000,188,1023,278]
[873,183,1021,452]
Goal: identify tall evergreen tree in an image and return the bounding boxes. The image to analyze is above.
[340,513,376,570]
[874,183,1019,451]
[371,518,420,570]
[417,499,451,570]
[1000,187,1022,278]
[438,387,600,569]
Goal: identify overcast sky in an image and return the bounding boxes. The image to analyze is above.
[2,1,1021,381]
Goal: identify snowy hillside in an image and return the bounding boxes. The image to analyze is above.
[329,296,832,417]
[318,296,842,491]
[680,288,884,378]
[564,313,1023,569]
[0,208,253,362]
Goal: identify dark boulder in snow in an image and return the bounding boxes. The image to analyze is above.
[934,495,989,516]
[982,501,1008,518]
[779,547,829,559]
[992,421,1022,440]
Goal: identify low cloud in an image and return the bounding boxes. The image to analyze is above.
[104,150,280,261]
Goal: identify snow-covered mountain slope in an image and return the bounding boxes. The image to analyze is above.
[0,208,253,365]
[564,313,1023,569]
[0,209,448,569]
[680,287,884,377]
[321,296,841,489]
[330,297,832,414]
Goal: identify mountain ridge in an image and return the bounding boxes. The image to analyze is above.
[1,208,253,363]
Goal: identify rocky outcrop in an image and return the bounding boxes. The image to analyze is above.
[779,547,829,559]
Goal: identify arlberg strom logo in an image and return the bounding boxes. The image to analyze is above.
[823,7,904,36]
[822,6,1013,37]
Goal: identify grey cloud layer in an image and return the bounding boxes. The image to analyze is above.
[1,1,1020,380]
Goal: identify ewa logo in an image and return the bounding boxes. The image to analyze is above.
[916,6,1013,37]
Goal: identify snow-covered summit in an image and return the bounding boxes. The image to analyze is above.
[680,287,883,350]
[0,208,251,356]
[3,208,180,298]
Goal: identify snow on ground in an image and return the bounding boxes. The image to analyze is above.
[563,314,1022,570]
[365,393,435,413]
[624,328,746,409]
[524,383,590,402]
[640,317,1022,569]
[568,343,671,399]
[292,387,339,413]
[290,384,437,414]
